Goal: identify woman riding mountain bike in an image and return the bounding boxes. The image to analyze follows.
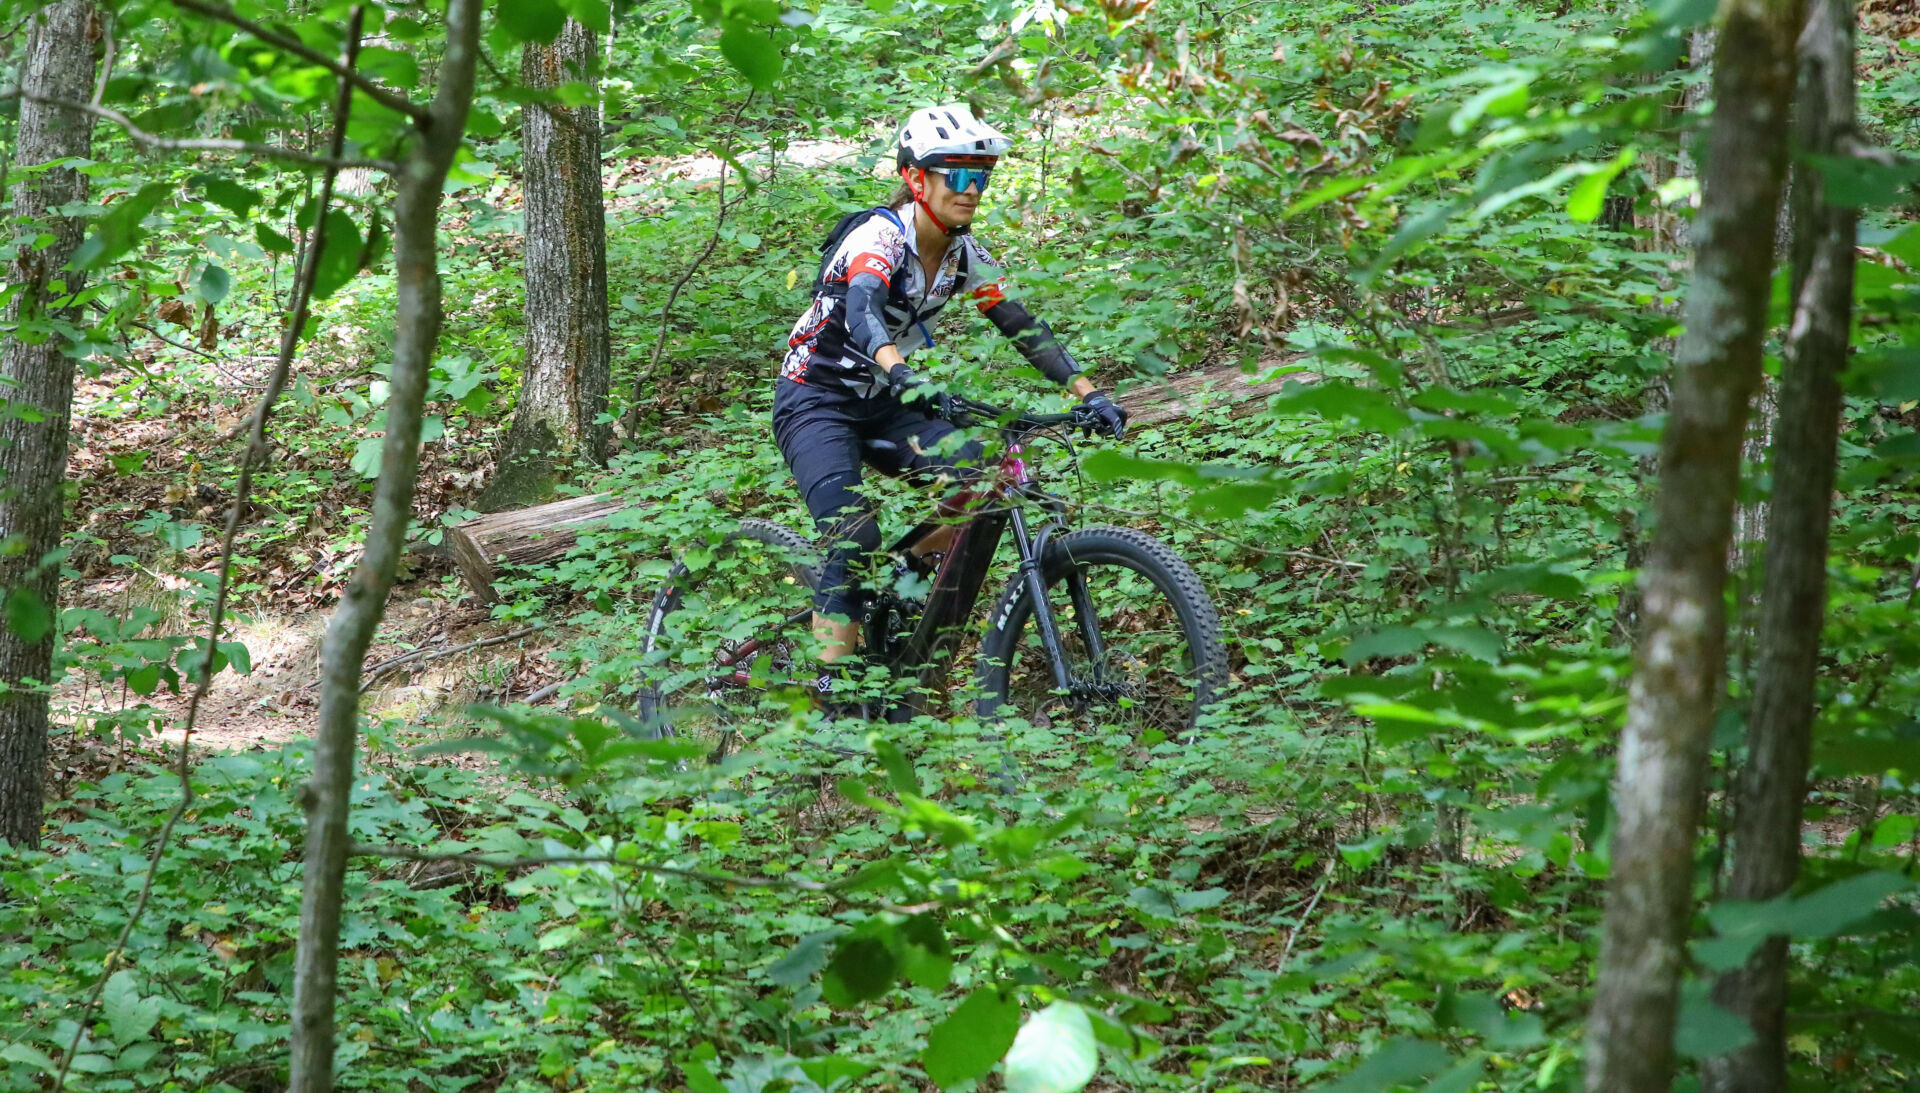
[774,103,1129,700]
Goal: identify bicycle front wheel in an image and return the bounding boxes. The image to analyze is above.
[975,525,1227,741]
[637,519,821,755]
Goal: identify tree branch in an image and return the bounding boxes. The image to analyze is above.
[623,94,754,436]
[51,10,368,1090]
[169,0,431,126]
[7,90,397,172]
[289,1,483,1087]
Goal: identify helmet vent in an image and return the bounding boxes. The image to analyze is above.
[935,126,949,138]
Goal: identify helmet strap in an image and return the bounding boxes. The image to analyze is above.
[905,168,967,238]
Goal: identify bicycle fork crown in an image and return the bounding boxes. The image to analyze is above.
[1003,442,1031,485]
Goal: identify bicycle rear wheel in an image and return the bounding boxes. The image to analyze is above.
[637,519,821,757]
[975,525,1226,742]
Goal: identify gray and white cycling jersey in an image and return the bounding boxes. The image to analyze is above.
[780,206,1007,392]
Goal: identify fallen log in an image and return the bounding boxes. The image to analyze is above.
[445,492,628,601]
[1124,354,1320,429]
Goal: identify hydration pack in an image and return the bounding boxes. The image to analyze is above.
[809,206,907,297]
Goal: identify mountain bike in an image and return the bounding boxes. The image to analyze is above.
[636,394,1227,763]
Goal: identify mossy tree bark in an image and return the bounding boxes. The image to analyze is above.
[0,0,97,851]
[479,17,610,511]
[1703,2,1857,1090]
[1583,1,1805,1090]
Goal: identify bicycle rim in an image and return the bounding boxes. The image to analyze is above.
[638,519,821,758]
[979,525,1226,743]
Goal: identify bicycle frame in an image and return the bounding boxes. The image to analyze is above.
[867,424,1109,718]
[699,405,1106,717]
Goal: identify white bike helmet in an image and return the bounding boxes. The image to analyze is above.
[896,104,1013,169]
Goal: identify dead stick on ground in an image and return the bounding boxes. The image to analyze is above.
[520,673,577,705]
[357,625,540,692]
[52,13,365,1088]
[1274,861,1335,975]
[353,842,833,890]
[351,842,940,917]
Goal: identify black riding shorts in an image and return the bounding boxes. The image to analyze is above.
[772,375,985,620]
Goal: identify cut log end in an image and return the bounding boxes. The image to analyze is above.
[443,492,629,601]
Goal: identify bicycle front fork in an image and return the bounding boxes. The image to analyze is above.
[1008,506,1110,696]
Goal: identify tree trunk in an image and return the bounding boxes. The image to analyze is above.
[1583,2,1805,1091]
[287,2,481,1089]
[0,0,97,851]
[1702,1,1857,1090]
[479,18,610,512]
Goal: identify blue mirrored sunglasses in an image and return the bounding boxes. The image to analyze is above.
[933,166,993,195]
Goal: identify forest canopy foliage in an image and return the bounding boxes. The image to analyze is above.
[3,0,1920,1090]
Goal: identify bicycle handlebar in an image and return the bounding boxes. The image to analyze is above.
[830,347,1101,436]
[942,394,1092,434]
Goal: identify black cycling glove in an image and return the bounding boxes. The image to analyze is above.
[887,364,957,420]
[884,363,919,397]
[1080,389,1129,439]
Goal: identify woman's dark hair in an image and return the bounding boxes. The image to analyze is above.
[886,180,914,209]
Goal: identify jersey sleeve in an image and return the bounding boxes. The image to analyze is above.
[962,236,1008,312]
[833,214,909,287]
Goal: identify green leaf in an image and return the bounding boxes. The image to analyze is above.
[255,223,295,255]
[193,175,261,219]
[125,663,162,696]
[5,588,51,642]
[874,738,920,796]
[1175,887,1229,912]
[800,1056,874,1088]
[411,737,523,763]
[923,987,1021,1088]
[1675,980,1755,1060]
[198,264,232,306]
[821,935,896,1007]
[1,1042,58,1075]
[1445,994,1543,1051]
[719,23,782,92]
[1127,885,1178,920]
[1420,1057,1487,1093]
[561,0,611,33]
[218,640,252,675]
[1320,1038,1452,1093]
[1700,871,1916,972]
[1568,148,1637,223]
[897,914,952,991]
[1270,380,1412,431]
[115,1042,163,1071]
[311,209,363,299]
[352,435,384,479]
[496,0,567,43]
[1449,72,1535,135]
[766,929,840,987]
[71,182,172,270]
[1806,152,1920,208]
[103,970,161,1046]
[680,1057,728,1093]
[358,47,420,88]
[160,521,203,551]
[1005,1001,1098,1093]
